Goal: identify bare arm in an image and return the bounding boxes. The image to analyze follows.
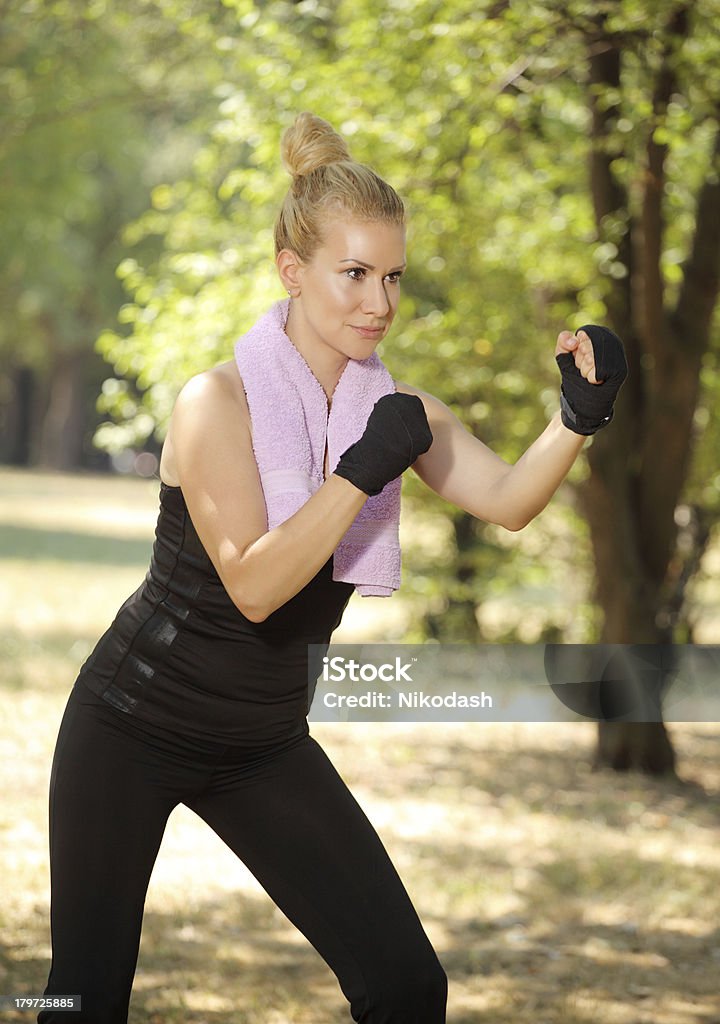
[170,370,367,622]
[396,329,596,531]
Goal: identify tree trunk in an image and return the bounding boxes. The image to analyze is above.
[582,7,719,775]
[594,721,676,774]
[580,427,680,772]
[37,350,88,470]
[0,365,35,465]
[424,512,481,641]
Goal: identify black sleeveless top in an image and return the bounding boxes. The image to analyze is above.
[76,482,355,745]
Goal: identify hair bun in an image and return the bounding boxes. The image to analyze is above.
[274,111,404,263]
[281,111,351,179]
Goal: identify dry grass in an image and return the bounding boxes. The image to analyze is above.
[1,468,719,1023]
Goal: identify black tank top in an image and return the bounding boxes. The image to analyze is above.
[76,482,355,745]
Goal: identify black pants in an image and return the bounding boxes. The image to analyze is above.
[38,682,447,1023]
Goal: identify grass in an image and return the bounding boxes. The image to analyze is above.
[1,467,719,1023]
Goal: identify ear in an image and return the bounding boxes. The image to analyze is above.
[276,248,304,297]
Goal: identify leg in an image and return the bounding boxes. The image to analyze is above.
[37,685,181,1024]
[186,732,448,1023]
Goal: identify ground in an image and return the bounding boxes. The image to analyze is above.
[1,468,718,1023]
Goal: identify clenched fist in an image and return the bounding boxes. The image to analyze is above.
[555,325,628,435]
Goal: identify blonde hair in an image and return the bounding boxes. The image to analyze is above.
[273,112,405,264]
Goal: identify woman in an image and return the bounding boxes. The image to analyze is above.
[38,112,626,1023]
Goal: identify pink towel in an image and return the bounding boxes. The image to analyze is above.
[234,298,401,597]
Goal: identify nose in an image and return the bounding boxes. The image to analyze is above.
[360,276,391,318]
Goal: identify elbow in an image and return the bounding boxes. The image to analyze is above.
[240,604,271,624]
[230,586,272,623]
[471,508,530,532]
[224,559,273,622]
[500,513,532,532]
[492,496,539,532]
[237,600,272,624]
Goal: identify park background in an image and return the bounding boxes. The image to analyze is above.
[1,0,719,1021]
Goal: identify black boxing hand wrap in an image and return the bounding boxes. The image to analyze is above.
[333,393,433,497]
[556,324,628,436]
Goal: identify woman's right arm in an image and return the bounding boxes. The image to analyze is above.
[169,370,368,622]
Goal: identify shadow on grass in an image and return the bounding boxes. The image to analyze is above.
[5,860,720,1024]
[340,732,720,831]
[4,694,718,1021]
[0,523,152,567]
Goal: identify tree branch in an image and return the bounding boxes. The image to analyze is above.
[672,115,720,351]
[637,111,720,589]
[640,4,691,359]
[586,21,634,335]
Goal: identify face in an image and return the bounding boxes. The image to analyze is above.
[282,217,407,362]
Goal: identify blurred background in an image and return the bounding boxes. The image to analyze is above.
[2,1,719,1021]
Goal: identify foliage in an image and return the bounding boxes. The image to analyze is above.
[4,0,719,639]
[0,0,238,386]
[92,0,720,640]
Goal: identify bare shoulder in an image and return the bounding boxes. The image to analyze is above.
[160,360,250,486]
[176,360,248,418]
[171,360,251,440]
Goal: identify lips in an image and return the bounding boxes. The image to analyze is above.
[350,325,385,337]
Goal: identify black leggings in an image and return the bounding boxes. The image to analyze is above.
[38,682,447,1023]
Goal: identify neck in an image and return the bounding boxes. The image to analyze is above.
[284,300,349,403]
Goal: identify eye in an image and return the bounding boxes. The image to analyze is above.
[345,266,367,281]
[344,267,404,283]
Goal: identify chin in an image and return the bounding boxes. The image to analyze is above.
[350,340,382,361]
[347,330,387,356]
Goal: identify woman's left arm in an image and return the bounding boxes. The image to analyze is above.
[395,329,606,532]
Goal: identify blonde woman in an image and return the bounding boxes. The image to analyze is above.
[38,112,626,1023]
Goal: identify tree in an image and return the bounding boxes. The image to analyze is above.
[0,0,236,466]
[576,1,720,770]
[94,0,720,773]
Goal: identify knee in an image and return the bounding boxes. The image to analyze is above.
[366,951,448,1023]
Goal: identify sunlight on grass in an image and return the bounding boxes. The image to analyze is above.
[0,467,159,536]
[1,468,719,1023]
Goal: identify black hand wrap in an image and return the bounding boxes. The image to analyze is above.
[556,324,628,436]
[334,393,433,497]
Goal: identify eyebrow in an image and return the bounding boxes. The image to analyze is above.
[339,258,407,272]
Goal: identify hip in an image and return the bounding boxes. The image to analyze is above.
[72,674,311,758]
[75,604,329,743]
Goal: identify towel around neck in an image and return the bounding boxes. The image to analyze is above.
[234,298,402,597]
